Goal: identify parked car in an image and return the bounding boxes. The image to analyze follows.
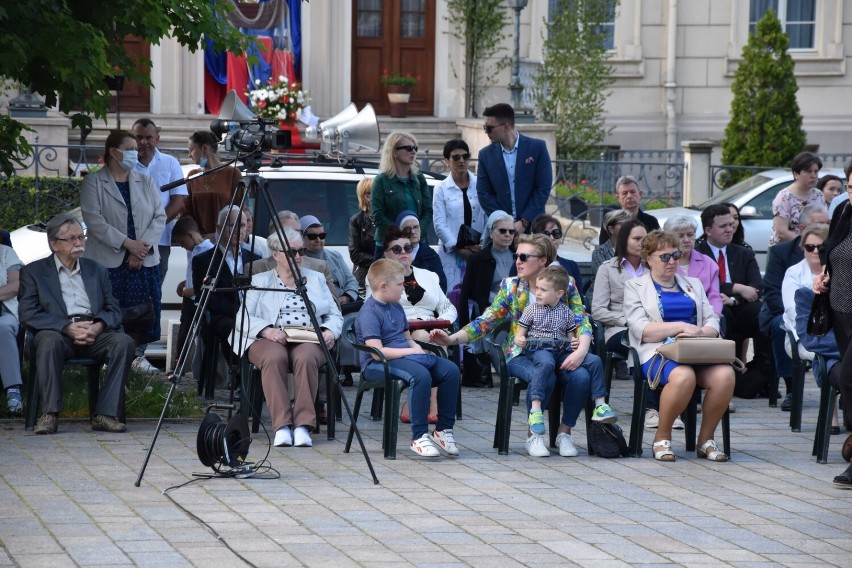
[10,159,444,361]
[649,168,843,269]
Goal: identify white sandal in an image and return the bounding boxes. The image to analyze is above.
[697,439,728,462]
[652,439,676,461]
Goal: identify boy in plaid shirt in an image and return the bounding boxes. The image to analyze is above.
[515,266,617,435]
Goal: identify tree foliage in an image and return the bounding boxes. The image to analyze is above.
[722,9,806,178]
[0,0,252,176]
[534,0,616,159]
[444,0,510,118]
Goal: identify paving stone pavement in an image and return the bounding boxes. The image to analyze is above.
[1,377,851,567]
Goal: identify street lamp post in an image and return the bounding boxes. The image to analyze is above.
[507,0,528,111]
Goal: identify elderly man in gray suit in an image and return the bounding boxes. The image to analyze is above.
[18,213,135,435]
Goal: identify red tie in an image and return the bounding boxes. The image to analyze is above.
[717,250,726,283]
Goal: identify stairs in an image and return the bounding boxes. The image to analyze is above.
[75,113,462,164]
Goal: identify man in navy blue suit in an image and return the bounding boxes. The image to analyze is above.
[476,103,552,234]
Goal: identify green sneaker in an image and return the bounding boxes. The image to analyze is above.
[528,410,546,435]
[592,403,617,424]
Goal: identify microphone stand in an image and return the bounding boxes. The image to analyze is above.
[136,146,379,486]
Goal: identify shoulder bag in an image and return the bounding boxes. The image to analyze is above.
[646,336,746,390]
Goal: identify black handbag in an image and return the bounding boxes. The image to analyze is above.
[122,301,154,334]
[807,266,832,336]
[456,224,481,249]
[587,422,629,458]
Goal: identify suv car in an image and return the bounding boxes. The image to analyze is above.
[11,159,445,360]
[649,168,842,269]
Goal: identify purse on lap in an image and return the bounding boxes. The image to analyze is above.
[280,326,321,344]
[647,337,746,389]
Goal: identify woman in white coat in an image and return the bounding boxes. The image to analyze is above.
[232,228,343,449]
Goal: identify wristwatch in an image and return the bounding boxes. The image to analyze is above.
[518,217,530,230]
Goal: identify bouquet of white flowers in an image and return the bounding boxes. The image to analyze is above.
[247,75,308,122]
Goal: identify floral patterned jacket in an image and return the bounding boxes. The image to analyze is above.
[461,275,591,362]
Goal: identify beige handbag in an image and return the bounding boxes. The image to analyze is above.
[280,326,321,344]
[647,337,746,389]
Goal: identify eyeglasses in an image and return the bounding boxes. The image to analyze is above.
[846,184,852,190]
[54,235,86,243]
[803,243,822,253]
[655,251,683,263]
[449,153,470,162]
[396,145,418,152]
[304,232,326,241]
[388,243,414,255]
[483,123,506,134]
[285,248,307,258]
[512,253,543,263]
[541,229,562,239]
[496,228,516,235]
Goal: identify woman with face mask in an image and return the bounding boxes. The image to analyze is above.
[80,129,166,344]
[184,130,243,239]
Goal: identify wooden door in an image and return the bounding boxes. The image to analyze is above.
[351,0,435,116]
[112,37,151,112]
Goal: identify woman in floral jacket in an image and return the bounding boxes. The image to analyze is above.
[431,234,599,458]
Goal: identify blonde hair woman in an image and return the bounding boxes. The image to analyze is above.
[348,176,376,291]
[371,131,431,257]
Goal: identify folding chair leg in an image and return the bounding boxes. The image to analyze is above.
[790,368,806,432]
[722,409,731,458]
[628,378,647,457]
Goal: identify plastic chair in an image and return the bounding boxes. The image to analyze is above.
[626,339,730,458]
[198,310,222,400]
[24,330,125,430]
[343,328,452,459]
[812,353,839,464]
[593,319,625,402]
[786,330,810,432]
[486,331,526,455]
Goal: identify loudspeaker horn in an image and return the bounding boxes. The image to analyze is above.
[305,102,358,140]
[217,90,256,122]
[337,104,380,154]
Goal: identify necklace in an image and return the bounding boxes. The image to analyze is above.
[654,279,678,290]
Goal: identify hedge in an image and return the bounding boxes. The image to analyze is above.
[0,176,81,230]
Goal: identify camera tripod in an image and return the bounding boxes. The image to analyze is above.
[136,148,379,486]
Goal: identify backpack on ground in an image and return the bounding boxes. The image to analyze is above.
[587,422,630,458]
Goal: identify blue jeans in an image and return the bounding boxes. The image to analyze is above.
[363,354,459,439]
[508,352,598,428]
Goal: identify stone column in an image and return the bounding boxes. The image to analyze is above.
[15,113,72,177]
[681,140,714,207]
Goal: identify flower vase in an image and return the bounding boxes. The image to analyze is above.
[278,118,304,153]
[386,85,411,118]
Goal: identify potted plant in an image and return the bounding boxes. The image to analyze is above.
[380,70,418,118]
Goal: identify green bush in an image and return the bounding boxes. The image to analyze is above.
[0,176,81,230]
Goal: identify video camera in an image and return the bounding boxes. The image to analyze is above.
[210,91,291,155]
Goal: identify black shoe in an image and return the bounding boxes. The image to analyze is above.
[780,393,793,412]
[342,375,354,387]
[831,426,841,436]
[833,464,852,488]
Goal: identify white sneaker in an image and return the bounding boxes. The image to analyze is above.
[274,426,293,447]
[429,429,460,456]
[555,432,578,457]
[132,356,159,374]
[672,416,685,430]
[526,433,550,457]
[411,433,440,457]
[645,409,660,429]
[293,426,313,447]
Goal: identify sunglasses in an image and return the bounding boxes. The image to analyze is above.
[803,243,822,253]
[396,145,418,152]
[283,248,306,258]
[388,243,414,255]
[656,251,683,263]
[304,232,326,241]
[496,228,516,235]
[483,123,506,134]
[449,153,470,162]
[541,229,562,239]
[512,253,543,263]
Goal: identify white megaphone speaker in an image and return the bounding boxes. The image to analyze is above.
[304,102,358,141]
[210,90,257,138]
[337,104,380,154]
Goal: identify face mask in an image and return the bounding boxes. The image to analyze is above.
[116,149,138,170]
[199,156,208,168]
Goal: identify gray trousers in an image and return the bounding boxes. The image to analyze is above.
[35,330,135,416]
[0,312,22,389]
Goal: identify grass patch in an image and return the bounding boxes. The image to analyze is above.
[13,365,202,420]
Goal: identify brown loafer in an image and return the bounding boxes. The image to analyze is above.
[842,434,852,463]
[92,415,127,433]
[34,413,58,435]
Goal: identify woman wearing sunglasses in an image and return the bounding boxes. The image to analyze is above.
[232,228,343,449]
[396,210,447,292]
[433,233,600,458]
[371,131,432,258]
[433,139,486,293]
[623,230,734,462]
[373,226,457,423]
[529,214,583,292]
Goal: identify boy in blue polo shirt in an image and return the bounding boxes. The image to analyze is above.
[355,259,461,457]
